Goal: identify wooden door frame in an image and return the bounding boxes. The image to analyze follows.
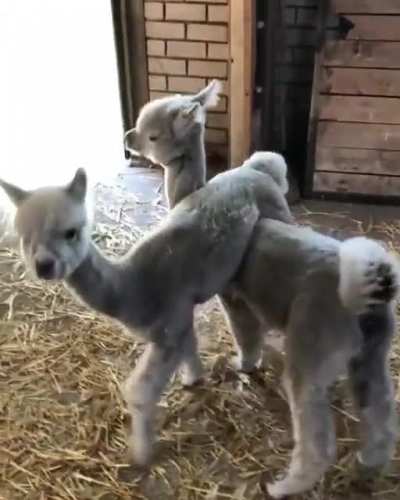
[111,0,148,156]
[229,0,255,167]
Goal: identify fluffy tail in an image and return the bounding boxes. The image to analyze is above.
[338,237,400,313]
[242,151,289,194]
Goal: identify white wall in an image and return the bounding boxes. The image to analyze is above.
[0,0,124,194]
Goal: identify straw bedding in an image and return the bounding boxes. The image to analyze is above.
[1,184,399,500]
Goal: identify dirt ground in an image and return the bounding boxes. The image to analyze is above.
[1,167,400,500]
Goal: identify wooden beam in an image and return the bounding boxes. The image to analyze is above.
[315,147,400,176]
[321,67,400,97]
[323,41,400,69]
[304,0,329,196]
[345,15,400,41]
[229,0,254,167]
[332,0,400,15]
[319,95,400,124]
[111,0,148,135]
[314,171,400,196]
[317,122,400,150]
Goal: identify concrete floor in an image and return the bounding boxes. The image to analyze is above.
[114,164,400,243]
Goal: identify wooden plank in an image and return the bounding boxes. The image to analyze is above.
[313,171,400,196]
[229,0,254,167]
[319,96,400,124]
[323,41,400,69]
[317,122,400,150]
[333,0,400,14]
[315,147,400,175]
[321,67,400,97]
[345,16,400,42]
[305,0,330,196]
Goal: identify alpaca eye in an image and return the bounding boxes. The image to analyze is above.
[65,228,78,241]
[149,135,159,142]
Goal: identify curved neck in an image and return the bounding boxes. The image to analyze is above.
[66,242,122,318]
[164,128,206,208]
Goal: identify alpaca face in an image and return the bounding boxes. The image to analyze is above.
[125,79,221,166]
[0,169,91,280]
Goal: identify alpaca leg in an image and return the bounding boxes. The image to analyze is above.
[267,370,336,498]
[122,342,182,465]
[180,329,204,387]
[219,290,264,372]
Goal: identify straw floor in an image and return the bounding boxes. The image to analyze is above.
[1,183,400,500]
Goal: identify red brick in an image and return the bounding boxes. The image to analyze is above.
[145,21,185,39]
[296,7,317,26]
[208,5,228,22]
[207,43,228,59]
[144,2,164,20]
[188,60,227,77]
[148,57,186,75]
[147,40,165,56]
[168,76,206,93]
[187,23,227,42]
[149,75,167,91]
[167,41,206,58]
[188,0,227,3]
[165,3,206,21]
[150,91,173,101]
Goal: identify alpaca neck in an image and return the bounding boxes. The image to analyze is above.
[164,127,206,208]
[67,242,122,319]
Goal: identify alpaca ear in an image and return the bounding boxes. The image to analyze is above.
[0,178,30,206]
[172,102,203,138]
[192,79,222,109]
[66,168,87,202]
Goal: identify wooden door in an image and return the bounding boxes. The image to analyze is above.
[307,0,400,202]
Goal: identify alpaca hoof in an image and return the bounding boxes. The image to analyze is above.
[266,473,319,499]
[180,359,204,388]
[181,370,204,388]
[266,480,290,499]
[356,452,387,479]
[182,376,205,389]
[128,437,153,467]
[232,355,261,374]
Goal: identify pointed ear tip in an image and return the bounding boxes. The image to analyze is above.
[75,167,87,178]
[210,79,222,91]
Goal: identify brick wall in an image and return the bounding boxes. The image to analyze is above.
[144,0,230,164]
[274,0,339,179]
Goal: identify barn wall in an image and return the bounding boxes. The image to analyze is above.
[311,0,400,200]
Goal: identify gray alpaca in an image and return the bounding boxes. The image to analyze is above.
[0,139,292,471]
[125,80,221,208]
[129,83,400,497]
[126,79,290,375]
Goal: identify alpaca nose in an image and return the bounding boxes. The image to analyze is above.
[35,257,55,279]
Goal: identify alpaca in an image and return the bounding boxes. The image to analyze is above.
[130,83,400,497]
[227,222,399,497]
[124,80,221,208]
[127,80,293,373]
[0,147,292,468]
